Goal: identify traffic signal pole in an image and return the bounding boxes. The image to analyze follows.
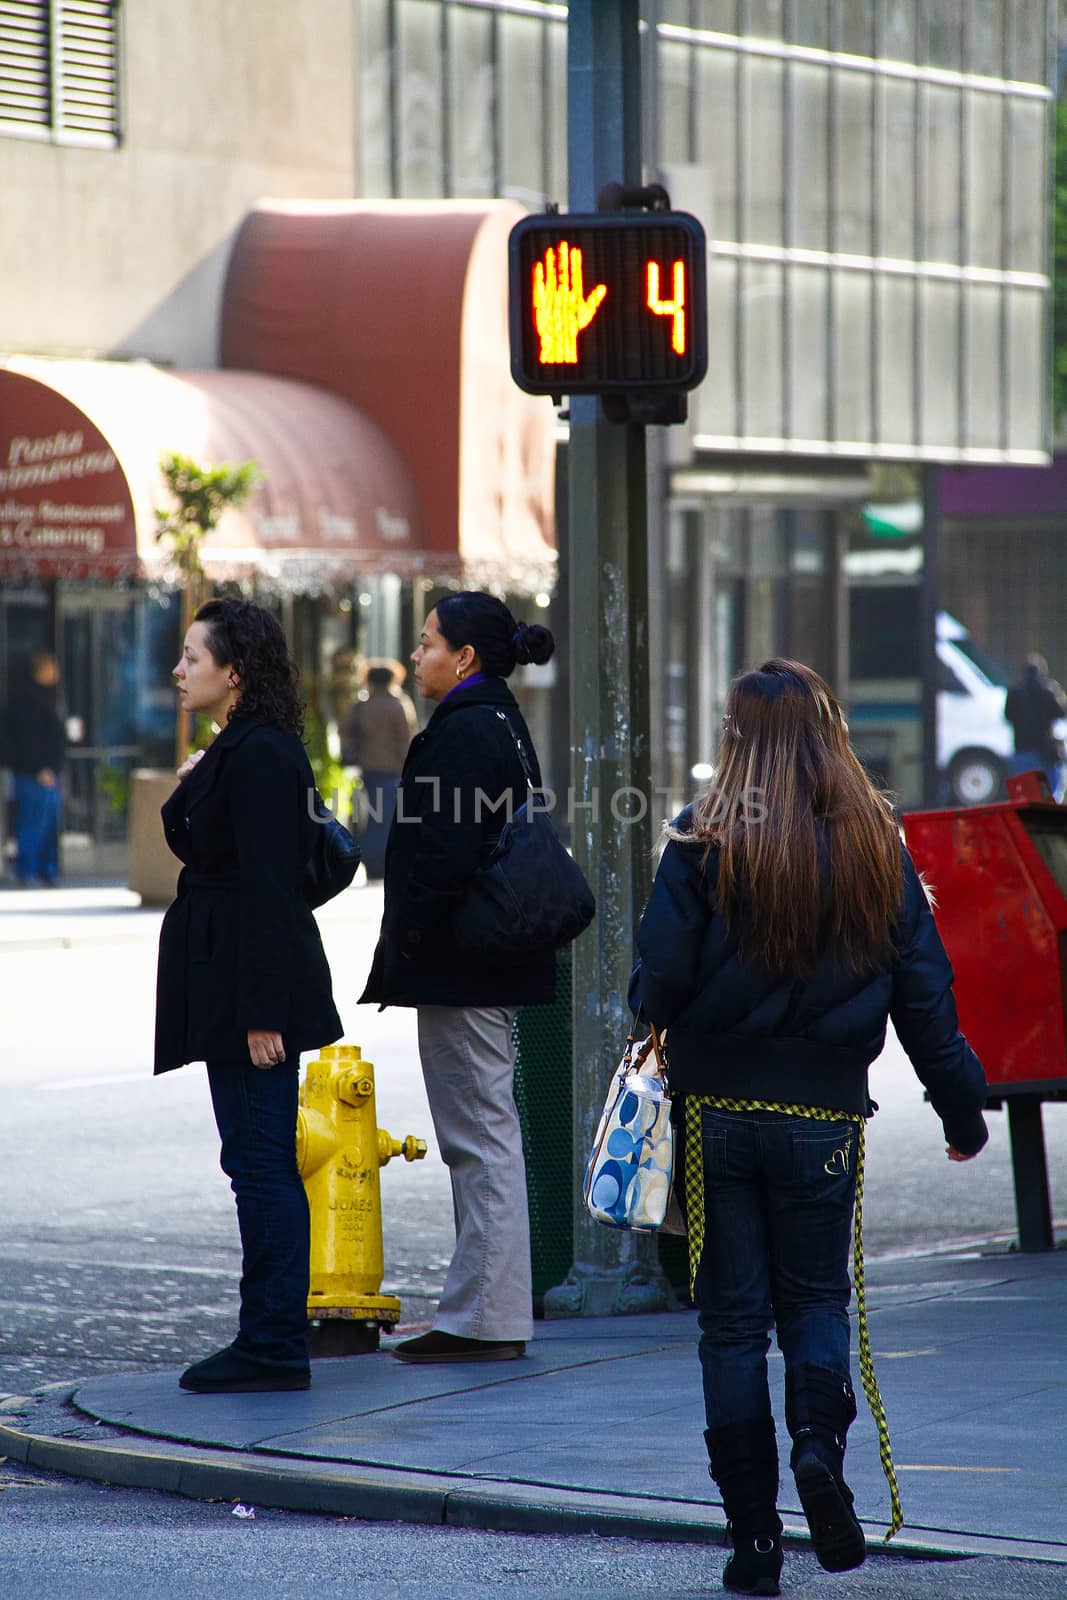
[544,0,673,1318]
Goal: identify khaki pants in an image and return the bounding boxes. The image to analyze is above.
[416,1004,533,1342]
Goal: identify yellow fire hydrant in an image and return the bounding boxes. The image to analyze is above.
[297,1043,426,1355]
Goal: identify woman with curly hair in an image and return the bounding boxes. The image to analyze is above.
[154,598,342,1394]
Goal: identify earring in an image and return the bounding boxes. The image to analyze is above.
[455,666,465,679]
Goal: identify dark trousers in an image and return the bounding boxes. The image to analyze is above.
[13,773,60,884]
[206,1053,310,1367]
[359,770,398,879]
[694,1107,858,1427]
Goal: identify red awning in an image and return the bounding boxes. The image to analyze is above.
[0,358,423,584]
[221,200,557,591]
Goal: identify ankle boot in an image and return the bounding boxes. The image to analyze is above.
[705,1418,784,1597]
[785,1364,866,1573]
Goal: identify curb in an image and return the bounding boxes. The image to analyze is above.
[2,1418,1051,1564]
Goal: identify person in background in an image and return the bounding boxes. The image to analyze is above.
[1005,653,1067,801]
[7,651,65,887]
[631,659,987,1597]
[155,598,342,1395]
[360,592,555,1364]
[341,658,417,879]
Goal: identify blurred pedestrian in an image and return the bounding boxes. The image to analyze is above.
[631,659,988,1595]
[341,658,417,878]
[7,650,64,886]
[361,592,555,1363]
[1005,653,1066,800]
[155,598,342,1395]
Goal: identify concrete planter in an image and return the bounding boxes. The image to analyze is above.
[128,769,180,907]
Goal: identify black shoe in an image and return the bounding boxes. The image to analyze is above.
[179,1344,311,1394]
[723,1530,783,1596]
[792,1437,866,1573]
[391,1330,526,1364]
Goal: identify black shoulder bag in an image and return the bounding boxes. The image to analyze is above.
[304,792,361,909]
[452,709,595,955]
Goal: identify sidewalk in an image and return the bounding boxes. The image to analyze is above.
[2,1245,1064,1566]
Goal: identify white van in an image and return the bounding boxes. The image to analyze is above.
[936,612,1014,805]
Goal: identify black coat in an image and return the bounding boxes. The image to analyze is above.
[630,813,988,1156]
[5,682,65,775]
[360,677,557,1008]
[154,717,343,1073]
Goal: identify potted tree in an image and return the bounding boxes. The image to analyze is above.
[128,453,259,904]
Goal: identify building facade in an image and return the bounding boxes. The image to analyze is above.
[357,0,1057,803]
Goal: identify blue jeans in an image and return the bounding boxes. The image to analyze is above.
[13,773,60,884]
[207,1052,310,1367]
[694,1107,858,1428]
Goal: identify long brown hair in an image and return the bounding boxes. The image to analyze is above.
[678,659,902,975]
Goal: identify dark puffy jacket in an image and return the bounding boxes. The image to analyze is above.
[629,811,988,1156]
[360,675,556,1009]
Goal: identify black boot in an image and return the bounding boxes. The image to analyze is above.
[785,1364,866,1573]
[705,1419,784,1597]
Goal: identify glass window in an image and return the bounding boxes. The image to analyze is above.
[965,91,1004,269]
[741,55,784,245]
[695,256,739,437]
[500,14,545,205]
[660,1,696,23]
[746,0,784,40]
[836,0,874,58]
[1009,3,1046,84]
[787,266,830,440]
[397,0,443,199]
[833,273,872,442]
[881,0,917,65]
[919,279,960,446]
[741,260,784,437]
[924,0,964,71]
[877,78,917,260]
[970,0,1004,77]
[692,2,739,31]
[790,63,830,250]
[835,73,874,256]
[922,84,962,264]
[546,18,567,205]
[876,275,916,446]
[1006,97,1047,273]
[359,0,392,197]
[697,48,738,240]
[448,6,493,198]
[659,39,694,165]
[789,0,829,49]
[1006,288,1045,451]
[964,285,1004,450]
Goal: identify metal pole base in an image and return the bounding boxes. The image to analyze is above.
[543,1258,677,1319]
[1006,1094,1054,1252]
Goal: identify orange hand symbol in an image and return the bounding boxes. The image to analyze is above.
[532,241,607,365]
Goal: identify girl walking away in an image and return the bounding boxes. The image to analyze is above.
[361,592,555,1363]
[155,599,342,1394]
[631,659,988,1596]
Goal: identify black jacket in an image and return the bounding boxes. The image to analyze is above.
[360,676,557,1008]
[1005,670,1066,763]
[154,717,343,1072]
[5,682,65,776]
[630,813,988,1156]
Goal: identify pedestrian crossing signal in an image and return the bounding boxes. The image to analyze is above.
[508,210,708,402]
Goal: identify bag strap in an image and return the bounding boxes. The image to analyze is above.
[630,1022,669,1082]
[486,707,538,789]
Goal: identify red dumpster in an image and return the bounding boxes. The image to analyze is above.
[901,771,1067,1250]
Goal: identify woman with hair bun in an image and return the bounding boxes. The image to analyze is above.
[155,598,342,1395]
[361,590,556,1364]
